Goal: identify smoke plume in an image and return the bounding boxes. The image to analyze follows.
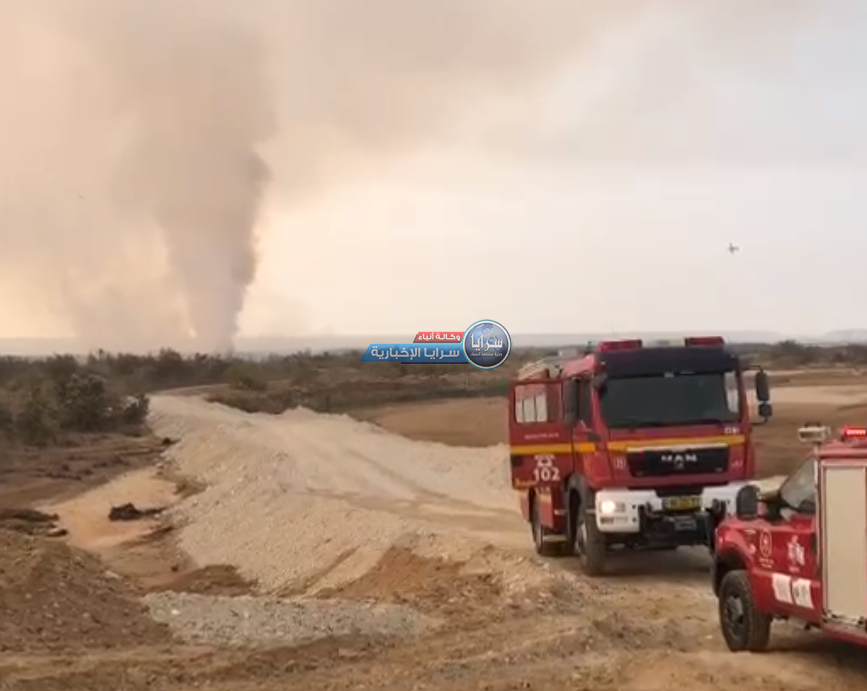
[0,0,619,352]
[0,1,832,351]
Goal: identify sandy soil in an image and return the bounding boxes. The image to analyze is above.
[770,384,867,406]
[45,468,178,552]
[4,382,867,690]
[356,385,867,479]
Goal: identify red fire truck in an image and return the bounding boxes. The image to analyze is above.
[508,337,772,575]
[713,423,867,652]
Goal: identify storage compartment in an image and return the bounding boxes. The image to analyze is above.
[821,464,867,625]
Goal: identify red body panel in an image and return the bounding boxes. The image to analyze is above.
[600,424,749,490]
[508,343,754,532]
[716,515,822,625]
[715,441,867,649]
[509,358,753,492]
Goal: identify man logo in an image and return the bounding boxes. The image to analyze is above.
[660,452,698,470]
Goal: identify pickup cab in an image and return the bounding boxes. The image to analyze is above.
[712,424,867,651]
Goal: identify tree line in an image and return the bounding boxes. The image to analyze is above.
[0,341,862,446]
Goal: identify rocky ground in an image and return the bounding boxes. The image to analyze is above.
[1,386,867,690]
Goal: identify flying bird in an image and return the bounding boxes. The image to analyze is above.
[727,242,740,254]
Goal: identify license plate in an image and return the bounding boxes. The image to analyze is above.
[662,495,702,511]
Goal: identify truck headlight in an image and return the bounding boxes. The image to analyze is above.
[599,500,623,515]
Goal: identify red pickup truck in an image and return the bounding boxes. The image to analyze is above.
[712,423,867,651]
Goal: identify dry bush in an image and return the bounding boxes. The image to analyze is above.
[14,386,58,447]
[738,341,867,369]
[223,362,268,392]
[0,340,860,438]
[53,372,114,431]
[0,364,152,447]
[208,376,509,415]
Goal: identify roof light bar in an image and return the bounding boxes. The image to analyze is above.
[685,336,725,346]
[841,425,867,440]
[596,339,642,352]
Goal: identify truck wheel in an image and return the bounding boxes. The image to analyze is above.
[575,505,606,576]
[718,570,771,652]
[531,496,562,557]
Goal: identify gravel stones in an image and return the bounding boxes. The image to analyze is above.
[144,592,434,647]
[147,396,514,593]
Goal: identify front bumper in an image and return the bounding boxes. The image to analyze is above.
[593,482,747,534]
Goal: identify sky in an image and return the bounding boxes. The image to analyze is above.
[1,1,866,349]
[246,1,867,338]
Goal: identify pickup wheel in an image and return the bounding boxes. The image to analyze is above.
[718,570,771,652]
[531,496,562,557]
[575,504,606,576]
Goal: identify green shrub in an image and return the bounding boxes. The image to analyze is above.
[224,363,268,391]
[53,372,114,432]
[16,388,59,446]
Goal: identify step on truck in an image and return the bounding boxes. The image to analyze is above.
[507,337,772,575]
[713,423,867,652]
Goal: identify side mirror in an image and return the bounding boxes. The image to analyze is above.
[760,488,784,520]
[563,379,578,426]
[754,369,770,403]
[735,484,762,520]
[758,401,773,419]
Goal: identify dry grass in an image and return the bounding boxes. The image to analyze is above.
[355,378,867,479]
[353,397,508,447]
[753,401,867,476]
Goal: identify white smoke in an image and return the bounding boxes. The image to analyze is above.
[0,1,836,351]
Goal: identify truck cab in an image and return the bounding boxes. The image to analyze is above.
[713,424,867,652]
[508,336,772,575]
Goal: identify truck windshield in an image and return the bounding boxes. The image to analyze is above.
[778,457,816,513]
[598,371,740,429]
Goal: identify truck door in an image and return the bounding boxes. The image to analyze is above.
[509,381,570,489]
[768,513,819,616]
[820,462,867,627]
[760,457,821,620]
[571,377,598,470]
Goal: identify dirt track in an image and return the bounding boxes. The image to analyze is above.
[4,391,867,690]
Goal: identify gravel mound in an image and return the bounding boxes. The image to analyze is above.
[149,396,512,502]
[148,395,518,593]
[144,592,433,647]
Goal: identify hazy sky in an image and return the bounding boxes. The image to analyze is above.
[2,1,866,347]
[246,1,867,338]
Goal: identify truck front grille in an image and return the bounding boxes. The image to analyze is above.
[627,446,729,478]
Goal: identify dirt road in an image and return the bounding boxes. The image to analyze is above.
[5,392,867,690]
[770,384,867,406]
[145,395,864,689]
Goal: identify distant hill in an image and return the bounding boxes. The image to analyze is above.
[820,330,867,343]
[236,331,789,353]
[0,338,80,356]
[1,329,865,356]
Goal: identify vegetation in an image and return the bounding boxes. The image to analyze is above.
[734,340,867,368]
[0,362,151,447]
[0,340,864,447]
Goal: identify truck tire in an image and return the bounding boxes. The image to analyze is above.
[530,495,563,557]
[575,502,606,576]
[718,570,771,652]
